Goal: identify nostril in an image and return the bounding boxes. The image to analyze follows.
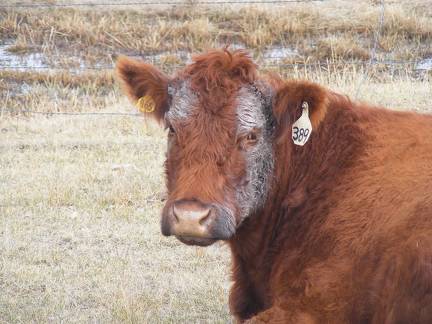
[172,205,180,223]
[172,200,212,226]
[198,209,212,226]
[170,200,214,237]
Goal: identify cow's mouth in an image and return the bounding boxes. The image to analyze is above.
[176,236,217,246]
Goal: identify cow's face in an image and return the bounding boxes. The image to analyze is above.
[117,50,275,246]
[161,80,274,246]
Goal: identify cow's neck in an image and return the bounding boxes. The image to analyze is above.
[228,93,368,319]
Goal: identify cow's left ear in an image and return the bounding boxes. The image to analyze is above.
[272,80,329,135]
[116,55,170,123]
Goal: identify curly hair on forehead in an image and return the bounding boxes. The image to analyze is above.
[180,48,258,113]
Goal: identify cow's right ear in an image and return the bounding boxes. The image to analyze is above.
[116,55,170,123]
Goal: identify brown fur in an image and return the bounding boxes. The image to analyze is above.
[181,49,257,114]
[116,49,432,323]
[232,93,432,323]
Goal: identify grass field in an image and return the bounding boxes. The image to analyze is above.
[1,0,431,323]
[0,113,232,323]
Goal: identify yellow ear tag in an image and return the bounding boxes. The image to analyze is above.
[136,95,155,113]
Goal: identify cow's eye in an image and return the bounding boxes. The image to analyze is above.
[246,132,257,142]
[239,131,259,149]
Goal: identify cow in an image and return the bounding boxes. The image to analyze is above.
[116,49,432,323]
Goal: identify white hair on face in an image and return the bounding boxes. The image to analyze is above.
[235,86,274,224]
[166,81,197,122]
[165,82,273,226]
[236,86,267,132]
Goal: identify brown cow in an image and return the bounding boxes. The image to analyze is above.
[116,49,432,323]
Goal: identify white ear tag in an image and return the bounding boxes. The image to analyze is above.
[292,102,312,146]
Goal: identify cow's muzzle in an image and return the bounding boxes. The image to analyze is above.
[161,199,234,246]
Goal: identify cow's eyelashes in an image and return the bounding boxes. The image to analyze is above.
[168,125,176,135]
[166,123,176,136]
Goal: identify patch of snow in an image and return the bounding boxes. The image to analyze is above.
[0,44,47,69]
[263,47,298,60]
[228,43,246,50]
[415,58,432,71]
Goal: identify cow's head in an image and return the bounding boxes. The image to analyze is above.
[116,49,328,246]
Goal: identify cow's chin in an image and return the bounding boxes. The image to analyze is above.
[175,236,217,247]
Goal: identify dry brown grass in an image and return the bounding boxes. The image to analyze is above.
[2,65,429,117]
[0,70,117,114]
[0,0,431,65]
[309,36,371,61]
[0,0,431,323]
[0,111,231,323]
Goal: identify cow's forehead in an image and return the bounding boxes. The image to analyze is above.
[166,80,197,122]
[236,86,268,133]
[166,80,269,132]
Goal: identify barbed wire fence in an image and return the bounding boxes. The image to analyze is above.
[0,0,324,8]
[0,0,428,118]
[0,59,422,72]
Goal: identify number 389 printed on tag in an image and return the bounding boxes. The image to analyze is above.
[292,102,312,146]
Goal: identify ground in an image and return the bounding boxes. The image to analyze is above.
[0,114,231,323]
[0,0,431,323]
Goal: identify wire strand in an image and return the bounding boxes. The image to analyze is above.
[0,59,420,72]
[0,0,324,9]
[0,108,142,116]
